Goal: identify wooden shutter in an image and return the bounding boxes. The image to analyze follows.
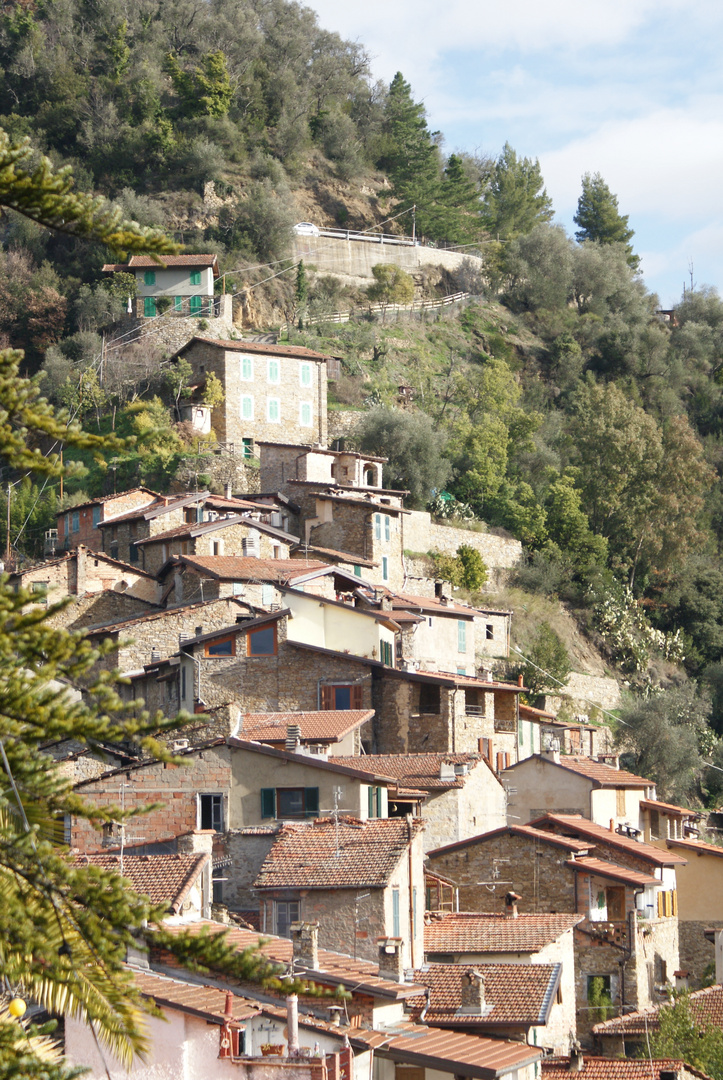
[350,685,363,709]
[260,788,276,819]
[321,685,334,710]
[496,752,505,773]
[368,786,375,818]
[657,891,664,918]
[304,788,319,818]
[479,737,493,763]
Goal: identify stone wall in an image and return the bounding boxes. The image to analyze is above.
[326,410,365,441]
[47,590,157,633]
[140,519,296,576]
[108,296,234,358]
[219,828,280,915]
[291,236,482,283]
[403,512,523,575]
[543,673,621,716]
[679,919,723,988]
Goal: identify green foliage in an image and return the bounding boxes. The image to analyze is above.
[355,407,452,508]
[430,545,487,591]
[649,991,723,1078]
[543,471,608,574]
[165,52,234,119]
[482,142,554,241]
[594,583,685,674]
[202,371,225,410]
[517,621,571,697]
[367,264,415,312]
[574,172,638,270]
[587,977,613,1023]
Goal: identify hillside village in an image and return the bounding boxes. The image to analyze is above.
[15,254,723,1080]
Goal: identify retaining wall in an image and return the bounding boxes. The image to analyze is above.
[292,236,482,284]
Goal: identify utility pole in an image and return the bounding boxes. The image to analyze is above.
[411,205,416,244]
[99,333,105,387]
[5,483,11,564]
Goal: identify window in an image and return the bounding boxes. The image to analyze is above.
[261,583,275,606]
[419,684,440,714]
[241,395,254,421]
[92,506,101,527]
[479,737,493,763]
[381,640,393,665]
[242,437,253,458]
[267,397,280,422]
[616,788,626,816]
[496,751,511,772]
[486,623,494,640]
[205,635,236,657]
[199,793,224,831]
[457,620,467,652]
[587,976,613,1021]
[382,556,389,581]
[354,565,362,578]
[144,270,156,286]
[384,515,390,542]
[392,888,400,937]
[368,786,383,818]
[241,355,253,381]
[212,866,225,904]
[144,296,156,317]
[64,512,70,536]
[299,401,313,427]
[189,295,203,316]
[267,359,280,384]
[518,718,524,748]
[274,900,300,938]
[30,581,48,595]
[412,886,418,938]
[174,296,182,312]
[261,788,319,820]
[374,514,382,540]
[247,624,277,656]
[320,684,363,710]
[213,541,222,556]
[184,506,200,524]
[300,362,312,387]
[129,543,139,564]
[190,269,202,286]
[72,511,80,533]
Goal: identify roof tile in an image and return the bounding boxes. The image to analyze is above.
[424,912,583,954]
[334,753,482,790]
[542,1057,712,1079]
[240,710,372,743]
[406,962,559,1026]
[78,853,208,911]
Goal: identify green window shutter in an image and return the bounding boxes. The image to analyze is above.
[144,296,156,317]
[174,296,182,312]
[354,565,362,578]
[384,515,390,542]
[392,888,400,937]
[458,620,467,652]
[144,270,156,286]
[376,786,383,818]
[304,788,319,818]
[261,788,276,819]
[368,786,375,819]
[190,270,202,285]
[189,295,202,316]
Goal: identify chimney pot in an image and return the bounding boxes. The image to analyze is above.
[290,921,319,971]
[518,674,523,687]
[457,969,486,1015]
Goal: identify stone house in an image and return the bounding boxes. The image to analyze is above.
[258,442,385,494]
[502,753,654,829]
[156,555,350,608]
[427,820,685,1040]
[234,710,371,755]
[357,590,478,677]
[423,909,581,1051]
[520,704,609,759]
[55,487,158,552]
[252,816,426,969]
[332,753,507,852]
[8,544,159,607]
[592,983,723,1056]
[102,253,222,318]
[173,337,331,451]
[135,515,300,575]
[405,962,569,1054]
[473,606,512,659]
[281,587,399,665]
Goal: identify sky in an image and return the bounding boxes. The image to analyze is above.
[306,0,723,306]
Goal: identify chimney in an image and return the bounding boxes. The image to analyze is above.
[224,482,233,498]
[377,937,404,982]
[285,724,302,752]
[457,970,487,1015]
[544,747,561,764]
[177,829,215,855]
[76,544,87,596]
[478,667,492,682]
[569,1040,584,1072]
[674,970,690,991]
[290,922,319,971]
[517,674,523,688]
[286,994,299,1055]
[380,596,393,611]
[504,891,521,918]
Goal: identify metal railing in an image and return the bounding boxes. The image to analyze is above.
[280,291,469,333]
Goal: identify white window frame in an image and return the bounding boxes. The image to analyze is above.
[267,358,281,384]
[240,355,254,382]
[299,401,313,427]
[267,397,281,423]
[241,395,254,420]
[299,361,313,388]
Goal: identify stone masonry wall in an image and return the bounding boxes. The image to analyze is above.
[403,512,522,574]
[47,591,157,633]
[108,298,234,358]
[544,674,621,716]
[679,919,723,988]
[259,887,388,965]
[140,520,296,576]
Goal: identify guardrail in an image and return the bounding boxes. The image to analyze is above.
[280,291,469,333]
[313,227,419,247]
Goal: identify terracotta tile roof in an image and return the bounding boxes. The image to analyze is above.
[240,710,372,743]
[291,544,377,568]
[565,856,658,887]
[78,853,208,912]
[127,254,219,270]
[159,920,423,999]
[130,967,261,1023]
[519,703,556,721]
[177,337,332,361]
[510,755,652,788]
[593,984,723,1036]
[424,912,584,954]
[352,1022,542,1078]
[406,962,560,1027]
[531,815,687,866]
[137,515,299,547]
[57,487,160,512]
[333,754,482,790]
[665,837,723,857]
[428,824,592,859]
[542,1058,712,1079]
[641,799,700,817]
[253,817,423,890]
[174,555,328,582]
[384,591,475,618]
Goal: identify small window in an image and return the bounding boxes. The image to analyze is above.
[189,295,203,316]
[384,515,390,542]
[205,635,236,657]
[374,514,382,541]
[199,793,224,831]
[392,888,400,937]
[241,355,253,381]
[299,401,313,427]
[457,620,467,652]
[300,362,312,387]
[174,296,182,312]
[278,787,319,819]
[144,270,156,286]
[144,296,156,317]
[368,786,383,819]
[419,683,440,714]
[190,269,202,286]
[354,565,362,578]
[261,583,274,606]
[267,397,280,423]
[247,624,277,656]
[212,866,225,904]
[486,623,494,640]
[72,511,80,533]
[242,437,253,458]
[267,359,280,384]
[381,640,393,665]
[30,581,48,594]
[241,395,254,421]
[213,541,222,556]
[275,899,300,938]
[382,556,389,581]
[129,544,139,564]
[320,684,364,710]
[92,506,101,527]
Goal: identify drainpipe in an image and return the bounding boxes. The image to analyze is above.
[407,815,415,970]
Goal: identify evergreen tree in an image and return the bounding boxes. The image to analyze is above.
[574,172,639,269]
[482,142,554,240]
[378,73,442,238]
[438,154,483,242]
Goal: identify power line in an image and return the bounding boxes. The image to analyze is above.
[510,645,628,728]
